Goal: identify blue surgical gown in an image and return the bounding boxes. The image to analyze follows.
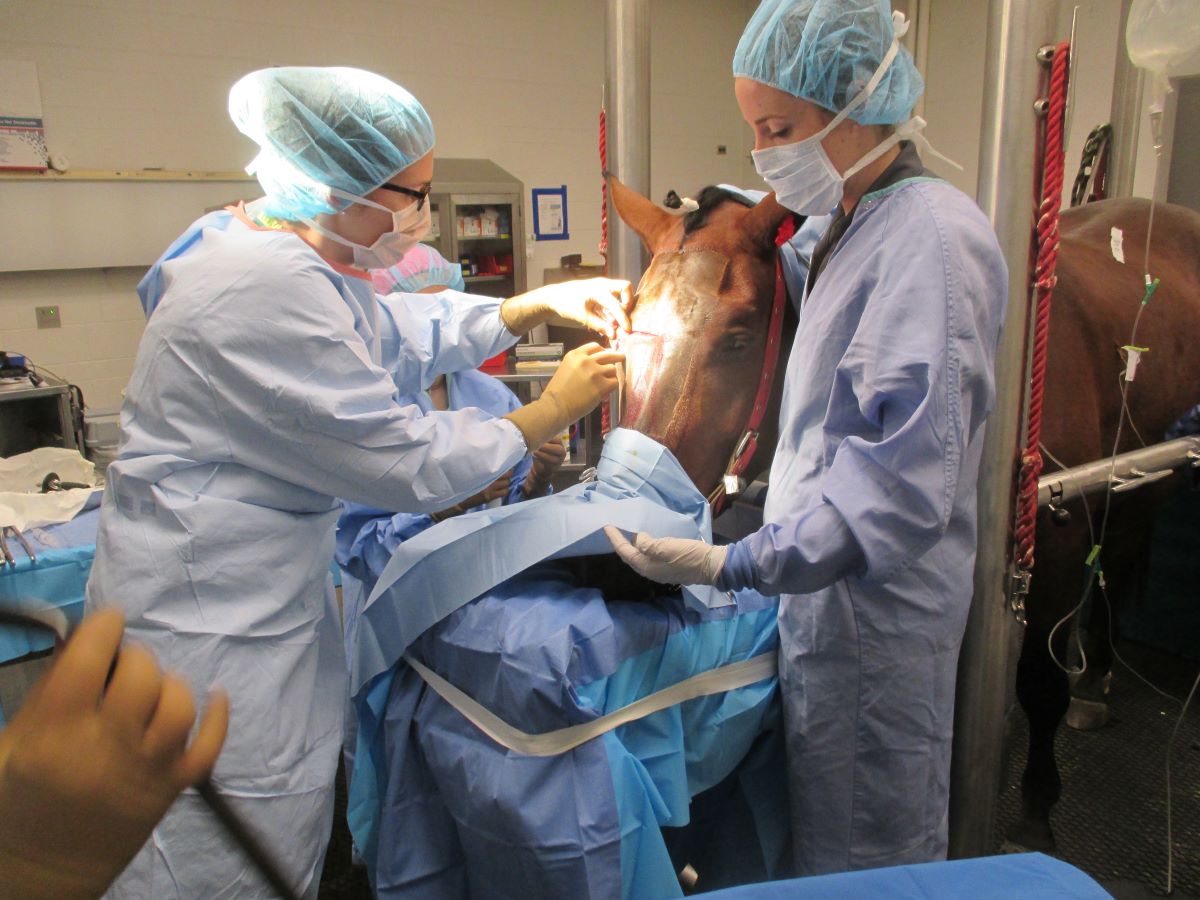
[86,205,526,898]
[348,429,784,898]
[719,176,1007,873]
[336,368,536,786]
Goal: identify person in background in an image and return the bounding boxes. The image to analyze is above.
[337,245,566,791]
[86,66,628,898]
[342,243,566,603]
[0,610,228,900]
[607,0,1007,875]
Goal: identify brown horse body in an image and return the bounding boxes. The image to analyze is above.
[1010,197,1200,850]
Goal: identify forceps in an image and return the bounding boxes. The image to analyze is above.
[0,526,37,567]
[0,603,302,900]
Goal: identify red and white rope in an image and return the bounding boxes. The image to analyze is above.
[1014,40,1070,573]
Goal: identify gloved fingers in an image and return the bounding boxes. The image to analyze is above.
[632,531,669,557]
[538,278,632,337]
[100,642,163,734]
[38,608,125,715]
[533,440,567,464]
[576,345,623,393]
[576,343,626,366]
[582,278,633,337]
[484,477,511,501]
[604,525,648,569]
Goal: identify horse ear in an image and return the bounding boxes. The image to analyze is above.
[608,174,679,253]
[740,192,795,253]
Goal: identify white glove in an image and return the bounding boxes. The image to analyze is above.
[603,525,728,586]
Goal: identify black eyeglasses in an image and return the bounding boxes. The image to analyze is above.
[379,182,432,210]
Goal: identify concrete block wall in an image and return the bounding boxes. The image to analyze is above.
[0,0,759,412]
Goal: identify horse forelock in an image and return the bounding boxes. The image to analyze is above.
[680,186,756,239]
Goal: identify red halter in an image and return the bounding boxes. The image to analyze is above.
[707,216,795,515]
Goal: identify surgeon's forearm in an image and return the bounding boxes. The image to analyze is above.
[429,503,466,523]
[502,394,569,453]
[716,502,865,595]
[499,294,547,336]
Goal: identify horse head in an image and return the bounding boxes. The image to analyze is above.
[608,176,797,502]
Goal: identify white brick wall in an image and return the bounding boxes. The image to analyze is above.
[0,267,144,409]
[0,0,760,411]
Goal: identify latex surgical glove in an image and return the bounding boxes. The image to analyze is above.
[0,609,229,900]
[504,343,623,450]
[431,473,513,522]
[604,525,729,587]
[501,277,633,340]
[523,438,567,498]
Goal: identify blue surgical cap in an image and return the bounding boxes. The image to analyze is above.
[732,0,924,126]
[229,66,435,220]
[370,244,466,294]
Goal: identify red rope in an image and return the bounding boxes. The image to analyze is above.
[599,104,609,265]
[600,101,613,436]
[1015,40,1070,573]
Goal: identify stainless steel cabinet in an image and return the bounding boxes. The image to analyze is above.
[425,158,527,298]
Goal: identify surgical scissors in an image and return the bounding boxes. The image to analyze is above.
[0,603,302,900]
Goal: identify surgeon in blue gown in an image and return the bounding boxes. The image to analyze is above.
[338,245,564,784]
[607,0,1008,876]
[86,67,628,898]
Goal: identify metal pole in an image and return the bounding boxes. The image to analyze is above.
[949,0,1058,859]
[1039,437,1200,506]
[605,0,651,285]
[1107,0,1144,198]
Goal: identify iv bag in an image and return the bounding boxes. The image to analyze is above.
[1127,0,1200,76]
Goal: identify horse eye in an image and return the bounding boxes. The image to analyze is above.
[719,332,752,355]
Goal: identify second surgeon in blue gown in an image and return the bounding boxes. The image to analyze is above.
[607,0,1008,877]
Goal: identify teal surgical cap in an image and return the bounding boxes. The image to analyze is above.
[732,0,923,126]
[229,66,435,220]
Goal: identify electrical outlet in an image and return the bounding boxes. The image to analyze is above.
[716,145,728,155]
[36,306,61,329]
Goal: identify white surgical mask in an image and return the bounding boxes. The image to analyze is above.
[302,186,431,270]
[751,13,957,216]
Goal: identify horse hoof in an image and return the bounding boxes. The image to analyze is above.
[1065,696,1109,730]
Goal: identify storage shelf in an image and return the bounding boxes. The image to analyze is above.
[457,235,513,242]
[463,274,509,283]
[0,169,252,182]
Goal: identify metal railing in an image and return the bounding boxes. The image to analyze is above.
[1039,436,1200,507]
